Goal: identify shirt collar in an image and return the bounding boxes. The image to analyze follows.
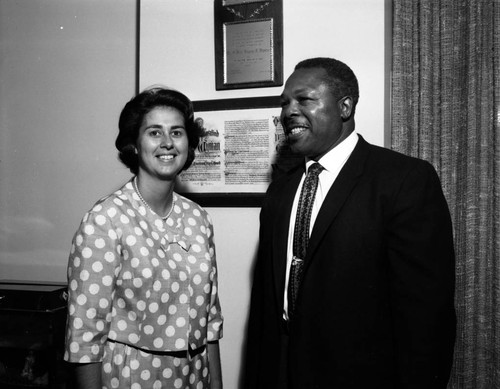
[305,131,359,173]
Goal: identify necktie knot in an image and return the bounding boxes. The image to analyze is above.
[307,162,324,177]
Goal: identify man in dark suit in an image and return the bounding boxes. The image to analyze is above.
[244,57,456,389]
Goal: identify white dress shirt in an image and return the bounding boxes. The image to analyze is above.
[283,131,359,320]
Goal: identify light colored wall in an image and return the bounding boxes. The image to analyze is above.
[0,0,136,280]
[0,1,387,388]
[140,1,387,387]
[140,0,387,146]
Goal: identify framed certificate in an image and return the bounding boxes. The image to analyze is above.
[176,96,303,207]
[214,0,283,90]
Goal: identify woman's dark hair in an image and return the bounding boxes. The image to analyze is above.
[115,87,202,174]
[295,57,359,111]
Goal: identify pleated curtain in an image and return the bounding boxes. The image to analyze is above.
[391,1,500,388]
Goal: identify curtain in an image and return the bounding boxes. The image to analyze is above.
[391,1,500,388]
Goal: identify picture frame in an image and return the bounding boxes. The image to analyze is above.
[176,96,303,207]
[214,0,283,90]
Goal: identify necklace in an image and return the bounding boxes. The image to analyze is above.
[133,177,174,220]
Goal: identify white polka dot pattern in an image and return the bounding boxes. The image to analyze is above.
[64,179,223,368]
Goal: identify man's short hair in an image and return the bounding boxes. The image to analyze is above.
[295,57,359,108]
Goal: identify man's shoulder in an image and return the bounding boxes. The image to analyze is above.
[360,137,433,172]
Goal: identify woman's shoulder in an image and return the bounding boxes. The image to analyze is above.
[175,192,212,222]
[81,179,137,221]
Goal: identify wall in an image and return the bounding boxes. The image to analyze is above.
[0,0,388,388]
[140,1,388,387]
[0,0,136,280]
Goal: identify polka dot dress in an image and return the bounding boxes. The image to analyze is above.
[64,178,223,388]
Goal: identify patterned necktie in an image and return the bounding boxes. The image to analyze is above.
[288,162,324,319]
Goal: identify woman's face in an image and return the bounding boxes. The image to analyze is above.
[136,106,189,182]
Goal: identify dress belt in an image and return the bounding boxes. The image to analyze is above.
[107,339,206,358]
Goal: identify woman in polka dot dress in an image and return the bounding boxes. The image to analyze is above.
[64,87,223,389]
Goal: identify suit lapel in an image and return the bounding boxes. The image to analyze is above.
[306,136,371,263]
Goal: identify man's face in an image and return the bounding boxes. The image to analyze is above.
[280,67,349,160]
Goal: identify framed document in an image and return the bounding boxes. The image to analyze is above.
[214,0,283,90]
[176,96,303,207]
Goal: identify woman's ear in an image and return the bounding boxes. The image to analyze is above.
[338,96,354,120]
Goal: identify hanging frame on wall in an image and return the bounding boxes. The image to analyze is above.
[214,0,283,90]
[176,95,304,207]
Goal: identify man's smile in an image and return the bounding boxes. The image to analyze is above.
[288,126,308,136]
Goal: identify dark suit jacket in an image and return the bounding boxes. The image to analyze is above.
[244,136,456,389]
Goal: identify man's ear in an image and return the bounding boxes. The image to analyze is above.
[338,96,354,120]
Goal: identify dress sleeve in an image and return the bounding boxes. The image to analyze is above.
[205,216,224,342]
[64,206,121,363]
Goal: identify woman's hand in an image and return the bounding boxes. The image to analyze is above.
[72,362,102,389]
[208,341,223,389]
